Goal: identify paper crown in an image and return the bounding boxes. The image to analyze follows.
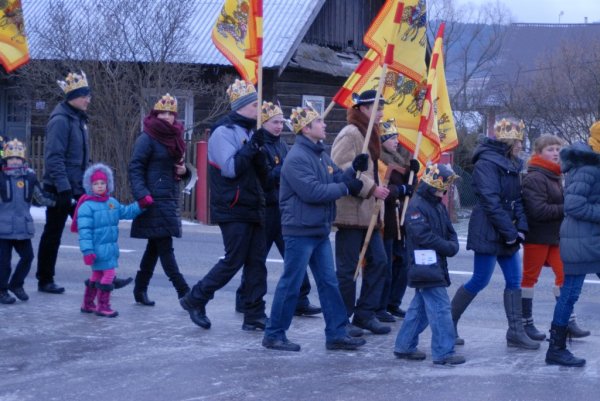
[3,139,26,160]
[57,71,89,95]
[421,163,458,191]
[227,79,257,103]
[261,101,283,123]
[380,118,398,142]
[154,93,178,113]
[494,119,525,141]
[289,106,320,134]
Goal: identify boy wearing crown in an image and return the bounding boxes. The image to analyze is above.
[0,139,56,304]
[181,79,269,331]
[393,163,465,365]
[262,105,368,351]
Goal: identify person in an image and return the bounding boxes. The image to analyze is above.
[376,119,419,322]
[451,119,539,350]
[129,94,191,306]
[235,101,321,317]
[393,163,465,365]
[521,134,589,341]
[36,71,131,294]
[331,90,391,335]
[180,79,268,331]
[72,164,148,317]
[0,139,55,304]
[262,105,368,351]
[544,122,600,367]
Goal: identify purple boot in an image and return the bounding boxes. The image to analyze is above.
[95,283,118,318]
[80,280,98,313]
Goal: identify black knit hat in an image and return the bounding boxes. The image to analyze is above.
[351,90,387,109]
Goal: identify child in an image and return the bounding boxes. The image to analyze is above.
[393,163,465,365]
[0,139,55,304]
[72,163,151,317]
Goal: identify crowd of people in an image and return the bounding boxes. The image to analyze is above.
[1,72,599,368]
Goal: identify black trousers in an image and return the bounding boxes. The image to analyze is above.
[190,221,267,320]
[0,239,34,290]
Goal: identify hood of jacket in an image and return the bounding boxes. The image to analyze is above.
[560,141,600,174]
[83,163,114,196]
[473,137,523,172]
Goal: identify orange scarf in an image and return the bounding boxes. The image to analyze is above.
[527,154,561,175]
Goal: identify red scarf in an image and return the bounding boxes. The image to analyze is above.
[143,112,186,161]
[70,194,110,233]
[528,154,561,176]
[347,107,381,161]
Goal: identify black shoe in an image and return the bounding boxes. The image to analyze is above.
[326,336,366,351]
[352,317,391,335]
[294,303,322,316]
[9,287,29,301]
[262,337,301,352]
[568,320,591,338]
[0,290,16,304]
[134,290,155,306]
[387,305,406,318]
[242,317,266,331]
[376,310,396,323]
[113,277,133,290]
[38,282,65,294]
[179,296,211,329]
[394,350,426,361]
[346,323,364,337]
[433,354,466,365]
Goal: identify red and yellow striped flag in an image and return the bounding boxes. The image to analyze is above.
[0,0,29,73]
[332,49,381,108]
[212,0,262,84]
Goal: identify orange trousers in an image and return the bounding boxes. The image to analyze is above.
[522,243,564,288]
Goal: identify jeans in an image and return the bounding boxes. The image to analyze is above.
[464,252,522,294]
[394,286,456,361]
[335,228,387,321]
[265,235,347,342]
[381,238,408,310]
[135,237,189,297]
[0,239,34,290]
[552,274,586,326]
[190,221,267,319]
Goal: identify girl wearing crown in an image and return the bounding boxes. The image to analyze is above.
[128,94,191,307]
[451,119,540,350]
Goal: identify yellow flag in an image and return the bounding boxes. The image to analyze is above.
[0,0,29,73]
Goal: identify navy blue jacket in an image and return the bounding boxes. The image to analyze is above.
[260,130,289,207]
[466,138,527,256]
[559,142,600,274]
[279,134,349,237]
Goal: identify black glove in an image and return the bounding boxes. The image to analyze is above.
[399,184,414,197]
[238,141,259,159]
[352,153,369,172]
[409,159,420,174]
[345,178,363,196]
[56,189,73,208]
[250,130,264,147]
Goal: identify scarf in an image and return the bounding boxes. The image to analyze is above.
[211,111,256,134]
[528,154,561,176]
[347,107,381,161]
[70,193,110,233]
[143,112,186,160]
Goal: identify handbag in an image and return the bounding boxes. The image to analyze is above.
[408,262,445,284]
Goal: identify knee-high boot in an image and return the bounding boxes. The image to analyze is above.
[451,285,476,345]
[521,288,546,340]
[80,280,97,313]
[545,323,585,366]
[96,283,118,318]
[504,289,539,350]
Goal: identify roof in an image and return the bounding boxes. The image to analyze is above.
[22,0,325,70]
[289,43,361,77]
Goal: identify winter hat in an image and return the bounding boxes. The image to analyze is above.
[421,163,458,192]
[379,119,399,143]
[351,89,387,109]
[91,170,107,183]
[83,163,114,195]
[57,71,91,101]
[588,121,600,152]
[227,79,257,111]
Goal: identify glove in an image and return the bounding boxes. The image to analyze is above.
[409,159,420,174]
[250,130,264,147]
[83,253,96,266]
[516,231,526,244]
[57,189,73,208]
[352,153,369,172]
[238,141,259,158]
[345,178,364,196]
[399,184,414,197]
[138,195,154,209]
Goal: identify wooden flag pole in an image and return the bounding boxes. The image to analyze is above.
[322,100,336,119]
[256,57,263,129]
[399,130,423,226]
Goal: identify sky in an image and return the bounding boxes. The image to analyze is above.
[454,0,600,24]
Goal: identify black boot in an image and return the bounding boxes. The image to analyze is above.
[504,289,540,350]
[567,314,591,338]
[545,323,586,366]
[521,297,546,341]
[134,290,155,306]
[134,270,155,306]
[451,285,476,345]
[113,276,133,289]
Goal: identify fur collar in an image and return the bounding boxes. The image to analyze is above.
[560,142,600,174]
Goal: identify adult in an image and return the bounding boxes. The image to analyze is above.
[262,106,368,351]
[331,90,391,335]
[129,94,191,305]
[37,70,131,294]
[180,79,268,331]
[235,101,321,317]
[521,134,589,341]
[451,119,539,350]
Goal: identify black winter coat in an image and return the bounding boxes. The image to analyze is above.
[260,129,288,207]
[405,184,459,288]
[466,138,528,256]
[129,133,190,239]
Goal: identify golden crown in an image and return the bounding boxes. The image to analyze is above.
[261,101,283,123]
[421,163,458,191]
[3,139,26,160]
[227,79,257,103]
[379,118,399,141]
[289,106,320,134]
[57,71,89,94]
[154,93,178,113]
[494,119,525,141]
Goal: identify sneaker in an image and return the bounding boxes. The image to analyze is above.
[352,317,391,335]
[9,287,29,301]
[262,336,301,352]
[433,354,466,365]
[0,290,16,304]
[394,350,426,361]
[326,336,366,351]
[376,310,396,323]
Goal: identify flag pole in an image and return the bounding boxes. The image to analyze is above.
[399,131,423,226]
[257,57,263,129]
[322,100,336,119]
